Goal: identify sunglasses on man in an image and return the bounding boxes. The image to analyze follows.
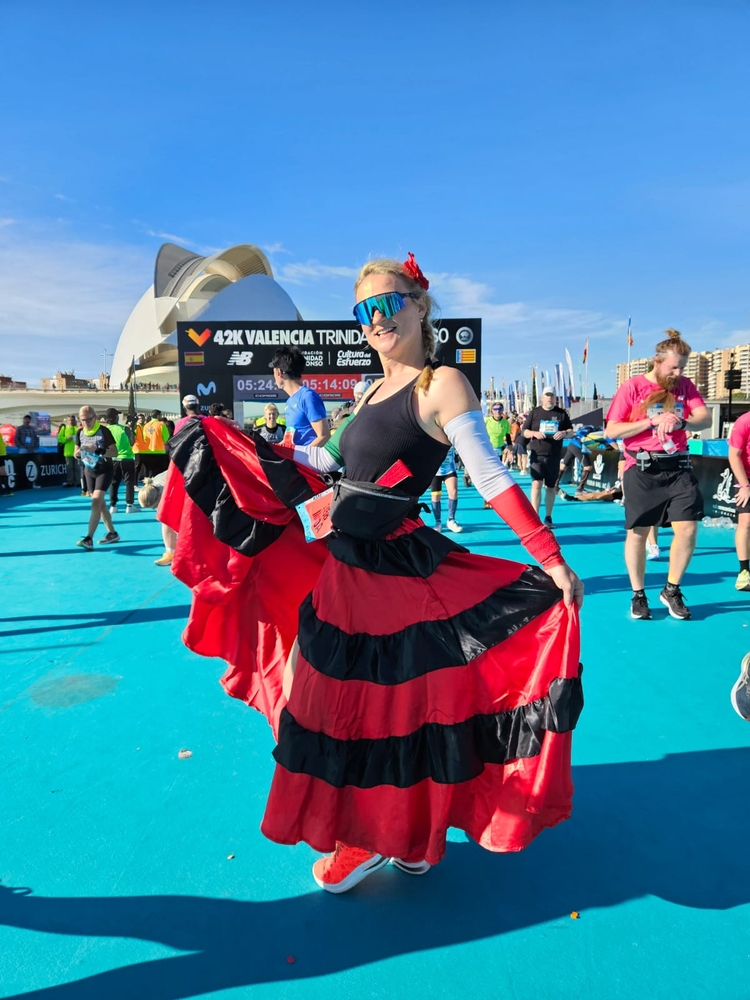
[352,290,420,327]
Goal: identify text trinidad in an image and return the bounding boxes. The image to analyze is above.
[210,328,369,347]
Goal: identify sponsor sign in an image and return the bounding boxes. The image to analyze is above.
[177,319,482,410]
[3,456,67,490]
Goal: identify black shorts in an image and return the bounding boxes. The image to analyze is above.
[623,465,703,529]
[430,471,457,492]
[529,453,559,488]
[513,438,527,455]
[83,462,113,494]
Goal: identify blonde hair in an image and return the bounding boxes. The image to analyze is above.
[138,477,163,509]
[655,328,691,357]
[354,257,439,393]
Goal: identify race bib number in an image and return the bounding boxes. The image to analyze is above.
[80,438,99,469]
[539,419,559,435]
[295,487,334,542]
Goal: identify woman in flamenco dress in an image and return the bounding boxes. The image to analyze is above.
[161,253,584,894]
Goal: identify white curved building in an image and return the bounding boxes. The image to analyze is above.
[110,242,301,388]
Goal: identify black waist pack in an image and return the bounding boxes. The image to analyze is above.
[628,450,691,472]
[329,479,418,540]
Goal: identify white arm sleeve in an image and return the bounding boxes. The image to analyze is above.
[443,411,516,501]
[292,445,343,474]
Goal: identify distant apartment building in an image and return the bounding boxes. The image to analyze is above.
[41,371,95,391]
[0,374,28,390]
[616,357,650,388]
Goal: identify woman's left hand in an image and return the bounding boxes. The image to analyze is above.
[545,562,584,608]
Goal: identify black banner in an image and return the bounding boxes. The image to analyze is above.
[176,319,482,416]
[692,456,738,522]
[3,455,67,490]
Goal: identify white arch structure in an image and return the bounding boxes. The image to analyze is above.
[110,242,300,388]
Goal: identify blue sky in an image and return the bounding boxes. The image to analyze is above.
[1,0,748,394]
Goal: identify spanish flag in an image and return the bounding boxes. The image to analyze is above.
[582,339,588,364]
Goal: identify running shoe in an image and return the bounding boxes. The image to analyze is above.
[630,593,651,620]
[126,504,136,514]
[463,474,472,487]
[390,858,432,875]
[735,570,750,592]
[659,585,691,620]
[154,551,174,566]
[311,843,389,894]
[646,543,660,560]
[557,488,567,499]
[433,523,443,533]
[730,652,750,721]
[109,504,118,514]
[446,518,463,533]
[80,490,87,496]
[76,536,94,551]
[98,531,121,545]
[544,515,555,528]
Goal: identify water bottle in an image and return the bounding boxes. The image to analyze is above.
[720,516,735,528]
[702,516,716,527]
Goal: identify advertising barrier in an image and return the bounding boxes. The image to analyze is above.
[561,448,738,522]
[3,455,67,491]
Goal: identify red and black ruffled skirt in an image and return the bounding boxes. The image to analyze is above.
[163,418,583,866]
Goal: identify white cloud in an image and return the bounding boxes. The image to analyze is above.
[0,226,150,383]
[145,228,197,248]
[53,193,73,202]
[262,241,291,255]
[276,259,359,285]
[0,218,16,228]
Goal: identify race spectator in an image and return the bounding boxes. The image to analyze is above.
[485,403,510,454]
[269,348,330,447]
[58,414,79,488]
[523,389,574,527]
[15,416,39,454]
[132,413,147,484]
[141,410,170,477]
[104,408,136,514]
[430,446,463,533]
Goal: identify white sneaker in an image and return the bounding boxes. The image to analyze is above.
[646,543,660,560]
[433,523,443,533]
[109,505,118,514]
[390,858,432,875]
[446,518,463,533]
[126,504,135,514]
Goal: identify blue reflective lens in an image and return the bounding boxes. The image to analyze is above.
[353,291,412,326]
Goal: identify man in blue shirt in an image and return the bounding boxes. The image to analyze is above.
[269,348,330,447]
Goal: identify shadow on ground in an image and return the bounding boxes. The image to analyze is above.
[2,747,749,999]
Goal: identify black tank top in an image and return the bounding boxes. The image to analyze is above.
[339,376,449,495]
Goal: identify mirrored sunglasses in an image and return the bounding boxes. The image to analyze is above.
[352,290,419,326]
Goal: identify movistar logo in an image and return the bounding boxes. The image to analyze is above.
[197,382,216,396]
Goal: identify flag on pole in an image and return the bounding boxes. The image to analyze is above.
[627,316,633,347]
[582,339,589,364]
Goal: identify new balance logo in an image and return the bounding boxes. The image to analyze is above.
[227,351,254,366]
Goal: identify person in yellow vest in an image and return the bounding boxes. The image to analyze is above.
[57,414,79,487]
[0,433,10,497]
[141,409,170,478]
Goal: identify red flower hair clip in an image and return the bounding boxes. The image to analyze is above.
[402,252,429,290]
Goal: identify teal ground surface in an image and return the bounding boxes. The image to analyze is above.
[1,481,749,999]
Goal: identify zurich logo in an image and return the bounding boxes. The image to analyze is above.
[26,461,38,482]
[456,326,474,346]
[197,382,216,396]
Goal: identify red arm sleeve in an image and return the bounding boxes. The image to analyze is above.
[488,483,564,568]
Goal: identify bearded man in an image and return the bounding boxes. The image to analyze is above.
[606,330,711,621]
